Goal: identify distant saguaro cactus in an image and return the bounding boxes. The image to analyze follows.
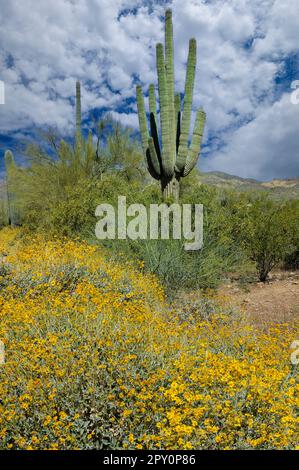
[76,80,82,147]
[4,150,18,226]
[136,9,206,201]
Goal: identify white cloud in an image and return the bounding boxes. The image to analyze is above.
[202,93,299,180]
[0,0,298,180]
[253,0,299,58]
[108,111,139,128]
[109,65,132,91]
[216,6,255,42]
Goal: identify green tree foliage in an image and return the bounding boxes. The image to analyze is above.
[235,195,299,282]
[14,118,145,236]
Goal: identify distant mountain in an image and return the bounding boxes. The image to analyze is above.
[199,171,299,199]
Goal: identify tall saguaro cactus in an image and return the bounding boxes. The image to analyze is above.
[4,150,18,226]
[76,80,82,147]
[136,9,206,201]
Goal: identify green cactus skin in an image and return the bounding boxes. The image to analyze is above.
[149,84,158,124]
[165,9,176,170]
[76,80,82,146]
[175,93,181,152]
[176,38,197,173]
[156,42,172,178]
[136,9,206,201]
[4,149,14,168]
[183,109,206,177]
[137,85,160,179]
[149,85,161,165]
[4,150,18,226]
[136,85,149,157]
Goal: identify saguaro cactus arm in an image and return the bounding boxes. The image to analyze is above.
[148,137,161,177]
[176,38,197,173]
[175,93,181,152]
[149,84,161,162]
[183,109,206,176]
[136,85,160,179]
[136,85,149,156]
[149,84,158,124]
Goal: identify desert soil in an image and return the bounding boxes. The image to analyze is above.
[218,271,299,328]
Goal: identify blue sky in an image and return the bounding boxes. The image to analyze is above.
[0,0,299,181]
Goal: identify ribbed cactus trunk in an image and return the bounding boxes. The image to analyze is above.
[161,175,180,201]
[136,9,206,201]
[4,150,17,226]
[75,80,82,147]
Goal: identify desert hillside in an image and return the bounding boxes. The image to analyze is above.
[199,171,299,199]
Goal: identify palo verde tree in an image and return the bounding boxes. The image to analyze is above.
[237,195,298,282]
[136,9,206,201]
[74,81,144,180]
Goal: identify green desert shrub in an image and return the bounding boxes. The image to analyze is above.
[12,120,145,237]
[236,195,299,281]
[98,183,249,293]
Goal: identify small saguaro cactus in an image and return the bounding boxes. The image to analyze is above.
[136,9,206,201]
[75,80,82,146]
[71,80,98,169]
[4,150,18,226]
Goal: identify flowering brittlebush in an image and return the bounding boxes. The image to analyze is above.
[0,228,298,450]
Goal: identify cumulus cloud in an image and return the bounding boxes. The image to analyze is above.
[202,92,299,180]
[108,110,139,128]
[0,0,298,179]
